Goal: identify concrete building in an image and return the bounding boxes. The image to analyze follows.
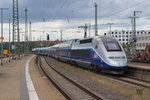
[107,30,150,45]
[136,34,150,51]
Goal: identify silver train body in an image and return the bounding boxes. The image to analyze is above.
[33,36,128,74]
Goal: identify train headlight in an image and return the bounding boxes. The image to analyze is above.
[94,53,97,59]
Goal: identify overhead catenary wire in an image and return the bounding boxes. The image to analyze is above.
[53,0,68,20]
[102,0,147,19]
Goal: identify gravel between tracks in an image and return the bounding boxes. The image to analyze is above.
[40,56,101,100]
[44,56,129,100]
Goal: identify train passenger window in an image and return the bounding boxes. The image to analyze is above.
[71,49,90,58]
[80,38,92,44]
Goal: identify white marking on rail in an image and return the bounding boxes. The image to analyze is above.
[26,56,39,100]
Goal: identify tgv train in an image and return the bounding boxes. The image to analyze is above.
[33,36,128,74]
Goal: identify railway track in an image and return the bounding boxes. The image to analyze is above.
[123,75,150,88]
[126,66,150,83]
[38,56,106,100]
[38,55,150,100]
[100,73,150,89]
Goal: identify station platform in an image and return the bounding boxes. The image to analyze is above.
[128,60,150,70]
[0,55,65,100]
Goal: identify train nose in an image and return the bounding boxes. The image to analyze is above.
[108,60,127,66]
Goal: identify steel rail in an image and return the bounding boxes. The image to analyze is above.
[39,56,105,100]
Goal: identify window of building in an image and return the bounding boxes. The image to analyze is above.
[112,32,114,34]
[126,35,128,37]
[112,35,114,37]
[122,35,124,38]
[115,35,117,38]
[145,36,148,40]
[139,43,141,47]
[119,39,121,41]
[137,31,139,34]
[137,37,139,40]
[122,39,125,41]
[143,43,145,47]
[126,32,128,34]
[115,32,117,34]
[149,32,150,34]
[126,39,128,41]
[130,32,132,34]
[139,37,141,41]
[130,35,132,37]
[119,35,121,38]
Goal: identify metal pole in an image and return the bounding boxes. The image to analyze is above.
[0,8,8,66]
[16,0,20,59]
[1,10,3,65]
[29,21,31,53]
[106,23,113,36]
[110,24,111,35]
[133,11,136,59]
[9,19,11,62]
[22,33,24,42]
[25,9,28,55]
[60,30,62,41]
[84,24,87,38]
[12,0,15,59]
[128,16,135,60]
[29,21,32,41]
[132,18,134,60]
[40,35,41,41]
[89,23,91,38]
[132,11,142,60]
[95,3,98,36]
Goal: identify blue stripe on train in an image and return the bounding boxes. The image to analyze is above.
[48,48,127,69]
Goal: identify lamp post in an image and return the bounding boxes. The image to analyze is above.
[9,19,11,62]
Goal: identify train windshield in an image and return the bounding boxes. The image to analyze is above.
[100,37,122,51]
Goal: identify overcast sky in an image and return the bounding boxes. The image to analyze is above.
[1,0,150,41]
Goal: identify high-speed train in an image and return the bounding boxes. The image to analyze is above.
[33,36,128,74]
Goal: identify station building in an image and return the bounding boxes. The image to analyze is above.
[108,30,132,44]
[107,30,150,45]
[106,30,150,51]
[136,34,150,51]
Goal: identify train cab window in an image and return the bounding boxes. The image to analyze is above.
[100,37,122,51]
